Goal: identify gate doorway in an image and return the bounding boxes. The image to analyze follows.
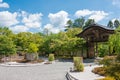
[77,24,114,58]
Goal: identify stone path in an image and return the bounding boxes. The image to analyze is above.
[0,61,73,80]
[0,58,103,80]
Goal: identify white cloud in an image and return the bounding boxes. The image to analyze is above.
[22,13,43,28]
[0,0,9,8]
[44,11,69,33]
[112,0,120,7]
[0,2,9,8]
[48,10,69,28]
[10,25,29,33]
[0,11,18,27]
[50,28,60,33]
[111,18,120,23]
[75,9,109,22]
[75,9,93,17]
[44,24,53,30]
[89,11,109,22]
[44,24,60,33]
[0,10,43,33]
[0,0,2,2]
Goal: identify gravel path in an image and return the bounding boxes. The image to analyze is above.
[0,61,73,80]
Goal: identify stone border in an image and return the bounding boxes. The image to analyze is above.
[66,65,104,80]
[66,72,78,80]
[0,62,46,67]
[0,61,56,67]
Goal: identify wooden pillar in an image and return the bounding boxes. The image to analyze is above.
[88,42,95,58]
[86,42,89,58]
[95,42,98,57]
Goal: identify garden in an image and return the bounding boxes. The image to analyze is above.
[0,18,120,80]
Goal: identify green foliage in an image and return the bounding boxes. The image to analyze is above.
[0,35,16,56]
[114,19,120,28]
[66,18,95,30]
[107,20,114,28]
[109,27,120,54]
[73,57,84,72]
[66,17,85,29]
[116,54,120,62]
[0,27,13,37]
[106,63,120,80]
[48,54,55,61]
[83,19,95,29]
[28,43,38,53]
[14,32,43,54]
[73,17,85,28]
[76,63,84,72]
[98,43,109,57]
[98,55,120,80]
[41,28,85,57]
[0,21,84,58]
[99,56,115,67]
[15,32,32,52]
[66,20,73,28]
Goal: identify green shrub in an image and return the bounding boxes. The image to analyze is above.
[114,72,120,80]
[99,56,115,67]
[116,54,120,62]
[77,63,84,72]
[48,54,55,61]
[106,63,120,80]
[73,57,84,72]
[98,56,120,80]
[98,44,109,57]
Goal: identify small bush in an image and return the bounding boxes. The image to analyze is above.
[99,56,115,67]
[77,63,84,72]
[48,54,55,61]
[113,72,120,80]
[73,57,84,72]
[97,56,120,80]
[116,54,120,62]
[106,64,120,80]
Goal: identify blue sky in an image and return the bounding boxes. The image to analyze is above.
[0,0,120,33]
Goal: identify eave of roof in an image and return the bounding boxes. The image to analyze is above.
[77,23,114,37]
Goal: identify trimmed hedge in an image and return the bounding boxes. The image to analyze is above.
[73,57,84,72]
[48,54,55,61]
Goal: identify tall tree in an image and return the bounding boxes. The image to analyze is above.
[15,32,32,52]
[73,17,85,28]
[66,20,73,28]
[0,35,16,56]
[83,19,95,29]
[0,27,13,36]
[107,20,114,28]
[114,19,120,28]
